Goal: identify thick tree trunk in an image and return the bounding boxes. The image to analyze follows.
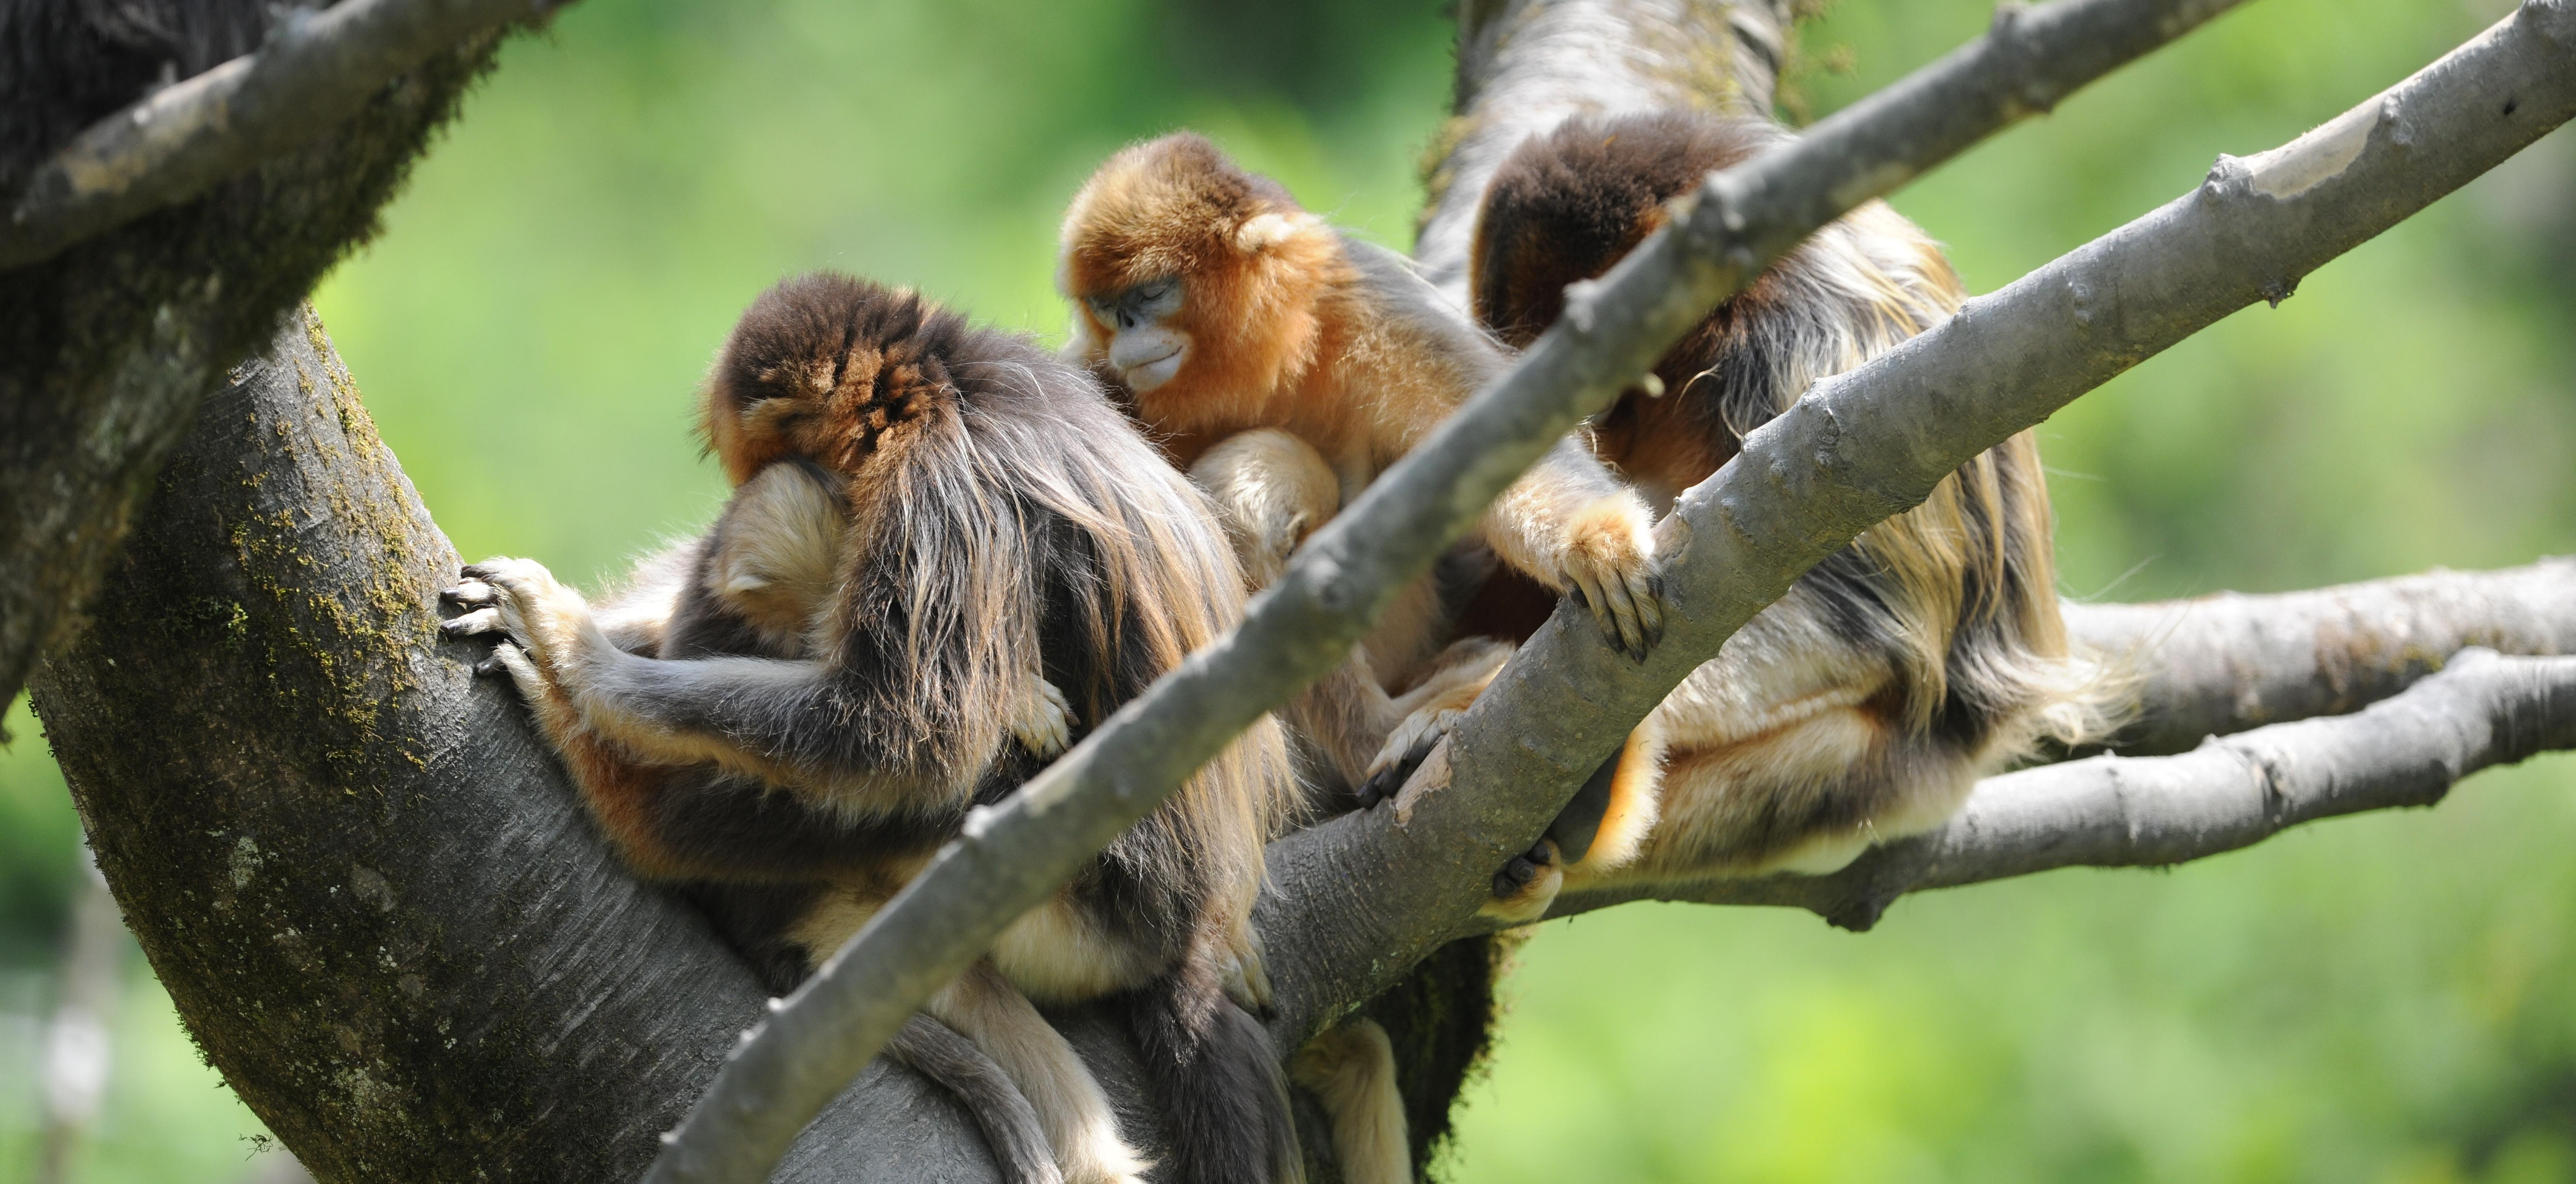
[30,312,1018,1181]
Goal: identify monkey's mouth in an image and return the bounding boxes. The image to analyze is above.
[1119,346,1185,392]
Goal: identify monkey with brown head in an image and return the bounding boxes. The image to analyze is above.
[442,274,1317,1184]
[1465,110,2122,909]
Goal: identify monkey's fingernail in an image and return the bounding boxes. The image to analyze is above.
[473,657,500,676]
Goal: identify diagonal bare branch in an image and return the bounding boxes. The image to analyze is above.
[644,1,2254,1178]
[0,0,567,270]
[1546,648,2576,929]
[1259,0,2576,1045]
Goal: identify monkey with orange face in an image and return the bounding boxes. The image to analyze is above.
[1058,133,1666,668]
[1056,136,1674,912]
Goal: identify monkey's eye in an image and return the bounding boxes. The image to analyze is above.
[1136,280,1173,302]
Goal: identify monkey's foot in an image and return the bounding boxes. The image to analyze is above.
[1357,707,1462,808]
[1478,837,1563,924]
[1561,499,1665,660]
[1010,677,1074,758]
[1219,929,1275,1015]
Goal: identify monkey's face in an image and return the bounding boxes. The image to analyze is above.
[1081,277,1190,393]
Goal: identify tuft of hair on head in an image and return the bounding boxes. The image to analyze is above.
[1470,111,1781,347]
[700,271,972,485]
[1056,132,1321,299]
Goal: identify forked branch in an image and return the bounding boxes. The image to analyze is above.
[0,0,567,269]
[2069,559,2576,755]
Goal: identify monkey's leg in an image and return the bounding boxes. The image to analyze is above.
[1291,1019,1412,1184]
[929,962,1150,1184]
[1117,955,1303,1184]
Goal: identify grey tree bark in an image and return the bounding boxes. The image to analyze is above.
[15,0,2574,1181]
[2065,559,2576,755]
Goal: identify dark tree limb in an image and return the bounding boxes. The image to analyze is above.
[1545,648,2576,929]
[0,0,570,716]
[2067,559,2576,755]
[1259,0,2576,1045]
[648,3,2251,1178]
[0,0,566,270]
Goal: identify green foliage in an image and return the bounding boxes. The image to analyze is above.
[2,0,2569,1179]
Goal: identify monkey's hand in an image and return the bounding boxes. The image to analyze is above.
[1559,496,1665,660]
[1009,677,1075,759]
[1357,706,1460,810]
[440,558,599,682]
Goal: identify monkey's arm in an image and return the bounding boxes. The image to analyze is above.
[1349,248,1666,655]
[592,539,704,656]
[1477,436,1664,659]
[444,558,994,809]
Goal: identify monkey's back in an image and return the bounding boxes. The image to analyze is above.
[1473,112,2122,875]
[693,272,1297,978]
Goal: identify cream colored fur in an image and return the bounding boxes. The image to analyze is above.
[1290,1019,1412,1184]
[929,962,1152,1184]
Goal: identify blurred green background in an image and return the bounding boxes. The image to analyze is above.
[4,0,2572,1180]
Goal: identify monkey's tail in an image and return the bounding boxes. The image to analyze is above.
[1122,967,1306,1184]
[885,1014,1065,1184]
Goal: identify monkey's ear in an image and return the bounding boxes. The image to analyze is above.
[1234,211,1320,254]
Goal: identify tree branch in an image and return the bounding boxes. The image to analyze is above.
[1416,0,1797,296]
[1259,0,2576,1045]
[1545,648,2576,929]
[0,0,564,270]
[647,3,2252,1177]
[2067,559,2576,755]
